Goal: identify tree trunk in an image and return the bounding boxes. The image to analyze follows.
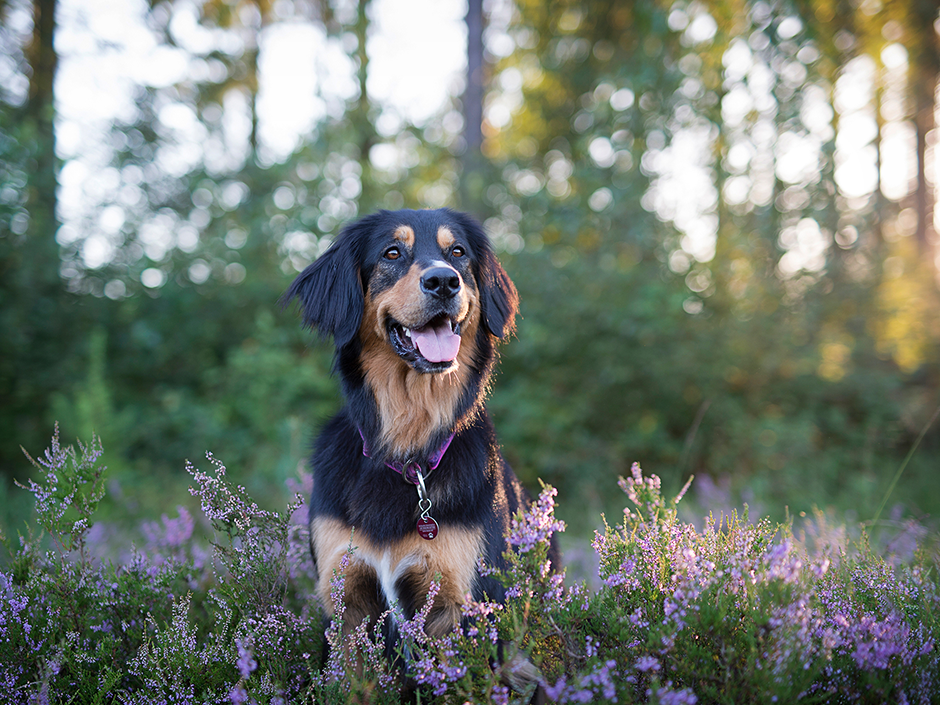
[461,0,485,215]
[1,0,74,479]
[352,0,376,209]
[25,0,59,262]
[907,2,939,255]
[912,81,935,250]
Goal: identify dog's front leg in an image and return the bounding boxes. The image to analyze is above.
[396,566,465,637]
[311,517,386,643]
[316,552,387,678]
[395,527,484,638]
[332,561,385,637]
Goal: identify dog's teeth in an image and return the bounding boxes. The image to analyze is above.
[404,329,412,339]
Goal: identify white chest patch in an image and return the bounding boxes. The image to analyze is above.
[367,547,425,608]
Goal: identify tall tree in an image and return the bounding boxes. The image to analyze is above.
[24,0,57,244]
[461,0,485,213]
[905,0,940,252]
[350,0,378,206]
[0,0,90,479]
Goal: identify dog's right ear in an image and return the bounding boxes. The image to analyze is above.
[281,230,364,348]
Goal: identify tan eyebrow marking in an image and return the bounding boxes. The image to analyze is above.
[393,225,415,248]
[437,226,455,250]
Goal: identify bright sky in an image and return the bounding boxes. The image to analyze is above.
[649,8,938,280]
[48,0,939,280]
[53,0,468,269]
[56,0,467,156]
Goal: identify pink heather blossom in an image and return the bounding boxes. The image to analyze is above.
[507,485,566,553]
[618,462,662,510]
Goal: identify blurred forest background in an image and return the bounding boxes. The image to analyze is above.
[1,0,939,537]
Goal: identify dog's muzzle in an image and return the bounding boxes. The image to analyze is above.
[386,265,466,373]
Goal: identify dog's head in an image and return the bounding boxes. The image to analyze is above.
[284,209,518,375]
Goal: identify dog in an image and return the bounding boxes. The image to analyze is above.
[284,208,559,647]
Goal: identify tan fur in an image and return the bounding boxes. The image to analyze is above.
[360,265,481,455]
[393,225,415,248]
[312,516,483,636]
[436,226,455,250]
[370,265,430,335]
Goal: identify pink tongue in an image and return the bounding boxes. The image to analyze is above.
[411,321,461,363]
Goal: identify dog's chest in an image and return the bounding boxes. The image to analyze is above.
[312,515,483,610]
[362,544,428,609]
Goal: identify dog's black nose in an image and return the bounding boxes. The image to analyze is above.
[420,267,461,299]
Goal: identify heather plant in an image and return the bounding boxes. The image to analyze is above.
[2,430,938,704]
[0,429,321,704]
[320,466,938,704]
[15,423,107,562]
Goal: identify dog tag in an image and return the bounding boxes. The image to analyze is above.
[417,515,439,540]
[415,471,439,540]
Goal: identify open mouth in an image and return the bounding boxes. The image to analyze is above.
[387,314,463,373]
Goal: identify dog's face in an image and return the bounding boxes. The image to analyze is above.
[363,220,477,374]
[285,209,518,376]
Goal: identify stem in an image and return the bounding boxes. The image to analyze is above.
[871,402,940,525]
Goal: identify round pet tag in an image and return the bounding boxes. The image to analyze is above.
[417,516,439,540]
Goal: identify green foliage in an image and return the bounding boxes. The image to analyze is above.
[311,460,940,703]
[1,0,939,557]
[3,431,939,703]
[1,431,321,703]
[477,0,940,530]
[16,424,107,558]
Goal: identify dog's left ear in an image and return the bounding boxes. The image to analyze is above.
[478,248,519,339]
[281,218,373,348]
[452,211,519,339]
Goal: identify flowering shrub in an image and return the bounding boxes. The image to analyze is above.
[1,431,938,703]
[1,428,321,704]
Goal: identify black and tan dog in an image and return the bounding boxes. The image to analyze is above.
[285,208,557,644]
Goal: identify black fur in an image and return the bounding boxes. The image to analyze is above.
[284,208,559,629]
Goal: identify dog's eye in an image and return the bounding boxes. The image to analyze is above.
[384,247,401,261]
[451,246,465,258]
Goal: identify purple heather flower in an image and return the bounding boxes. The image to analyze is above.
[656,685,698,705]
[604,556,641,590]
[398,579,441,643]
[544,676,567,701]
[545,660,619,703]
[461,595,502,643]
[329,552,350,617]
[507,485,566,553]
[635,655,660,673]
[811,557,830,579]
[492,684,511,705]
[141,506,195,551]
[235,639,258,679]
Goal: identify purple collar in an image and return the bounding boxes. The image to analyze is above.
[359,429,454,485]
